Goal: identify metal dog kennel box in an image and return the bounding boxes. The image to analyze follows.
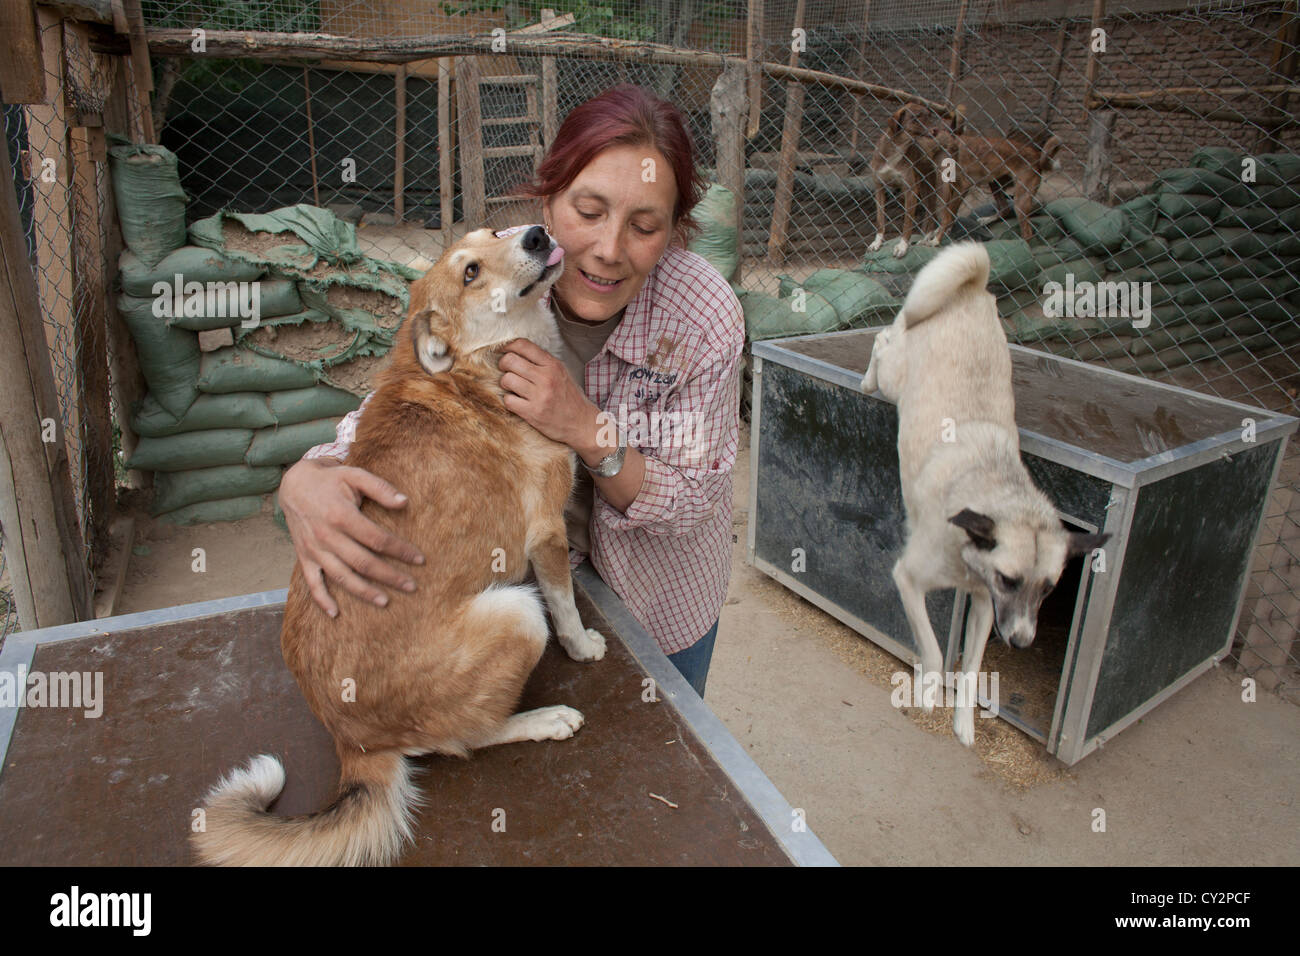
[748,327,1297,765]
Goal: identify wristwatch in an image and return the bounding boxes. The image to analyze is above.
[583,429,627,478]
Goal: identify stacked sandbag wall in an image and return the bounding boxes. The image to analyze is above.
[110,141,419,524]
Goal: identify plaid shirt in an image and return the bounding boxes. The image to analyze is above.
[304,244,744,655]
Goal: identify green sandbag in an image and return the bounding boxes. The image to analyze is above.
[165,278,303,331]
[246,419,343,467]
[686,183,739,282]
[198,347,319,393]
[119,246,263,297]
[297,287,404,343]
[1032,239,1091,268]
[116,294,200,418]
[1156,192,1223,222]
[1044,198,1130,253]
[156,495,266,526]
[777,269,897,324]
[1106,238,1169,271]
[1218,254,1288,281]
[737,288,839,341]
[983,239,1039,292]
[1189,147,1243,180]
[237,310,368,367]
[1259,152,1300,184]
[1155,211,1219,240]
[1040,256,1106,287]
[131,392,275,438]
[1257,181,1300,209]
[998,286,1042,314]
[108,140,188,268]
[151,464,282,516]
[268,386,361,426]
[126,428,254,472]
[1170,228,1275,261]
[1154,167,1255,206]
[1028,215,1065,243]
[857,244,939,275]
[1216,205,1283,230]
[1118,195,1160,236]
[1125,259,1216,282]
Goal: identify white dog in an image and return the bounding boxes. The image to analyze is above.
[860,242,1107,746]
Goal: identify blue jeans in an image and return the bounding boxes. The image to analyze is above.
[666,618,719,699]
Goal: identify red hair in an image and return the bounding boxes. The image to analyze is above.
[515,84,705,241]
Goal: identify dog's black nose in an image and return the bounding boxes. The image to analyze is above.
[521,225,547,252]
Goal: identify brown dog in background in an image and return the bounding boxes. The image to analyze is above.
[191,226,605,866]
[921,124,1062,245]
[868,102,954,259]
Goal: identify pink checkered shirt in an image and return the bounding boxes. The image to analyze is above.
[303,244,745,655]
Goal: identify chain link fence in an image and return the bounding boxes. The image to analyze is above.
[3,0,1296,699]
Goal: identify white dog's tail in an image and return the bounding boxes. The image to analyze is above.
[191,749,418,866]
[901,242,991,329]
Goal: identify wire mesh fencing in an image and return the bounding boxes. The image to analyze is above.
[2,0,1295,697]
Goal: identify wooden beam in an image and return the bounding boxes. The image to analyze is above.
[394,64,407,222]
[1260,0,1300,151]
[304,67,319,207]
[849,0,872,156]
[119,0,155,142]
[540,9,558,149]
[39,0,114,24]
[1042,16,1070,125]
[456,56,486,228]
[0,84,93,628]
[745,0,762,138]
[946,0,970,104]
[438,56,454,238]
[767,0,806,265]
[1,0,47,104]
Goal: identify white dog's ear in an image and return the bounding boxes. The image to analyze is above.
[950,509,996,551]
[411,310,453,375]
[1066,529,1110,558]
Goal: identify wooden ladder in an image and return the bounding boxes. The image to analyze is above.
[455,58,547,227]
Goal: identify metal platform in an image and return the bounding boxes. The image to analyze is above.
[0,563,837,866]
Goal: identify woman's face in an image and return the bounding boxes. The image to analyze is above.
[543,144,678,323]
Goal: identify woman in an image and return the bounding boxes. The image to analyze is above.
[280,84,744,697]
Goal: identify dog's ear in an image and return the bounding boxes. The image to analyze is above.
[950,509,996,551]
[888,106,907,135]
[411,309,453,376]
[1066,529,1110,559]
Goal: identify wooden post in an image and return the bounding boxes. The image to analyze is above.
[711,59,747,282]
[1259,0,1299,152]
[0,101,94,629]
[1042,17,1070,126]
[0,0,46,104]
[456,56,486,228]
[767,0,806,264]
[1082,0,1113,202]
[745,0,762,139]
[946,0,970,104]
[438,56,454,241]
[394,64,406,222]
[119,0,155,142]
[849,0,873,156]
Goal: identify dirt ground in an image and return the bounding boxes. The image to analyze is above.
[107,426,1298,866]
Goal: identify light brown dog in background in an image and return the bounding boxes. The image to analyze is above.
[192,226,605,866]
[868,102,953,259]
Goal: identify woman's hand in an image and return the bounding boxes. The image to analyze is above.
[279,457,426,617]
[499,338,600,453]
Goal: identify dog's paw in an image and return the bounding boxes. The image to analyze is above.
[891,238,910,259]
[921,233,942,248]
[522,705,585,741]
[560,627,606,662]
[953,707,975,747]
[868,233,885,253]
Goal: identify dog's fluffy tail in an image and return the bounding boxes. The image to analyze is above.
[900,242,991,329]
[191,748,417,866]
[1037,134,1063,171]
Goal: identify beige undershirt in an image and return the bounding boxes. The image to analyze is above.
[554,301,624,555]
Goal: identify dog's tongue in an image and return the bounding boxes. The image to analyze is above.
[547,244,564,266]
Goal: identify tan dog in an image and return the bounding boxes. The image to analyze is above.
[868,102,955,259]
[192,226,605,866]
[921,125,1062,246]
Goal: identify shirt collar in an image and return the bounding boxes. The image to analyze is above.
[599,254,662,367]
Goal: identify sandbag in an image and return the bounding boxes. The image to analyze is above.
[1259,152,1300,185]
[1028,214,1065,243]
[983,239,1039,291]
[116,294,200,418]
[1043,198,1130,253]
[1156,191,1223,222]
[118,246,263,297]
[108,141,188,268]
[267,386,361,427]
[1040,256,1107,288]
[156,495,266,525]
[1106,238,1169,271]
[777,269,897,325]
[1126,259,1216,282]
[737,288,839,340]
[198,347,319,393]
[131,392,275,438]
[297,286,404,343]
[686,183,740,282]
[1155,211,1219,240]
[165,278,303,331]
[151,464,282,515]
[1216,205,1282,230]
[1153,167,1256,206]
[238,310,369,368]
[126,429,254,472]
[857,244,939,275]
[1118,195,1160,237]
[246,419,343,467]
[1218,254,1289,281]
